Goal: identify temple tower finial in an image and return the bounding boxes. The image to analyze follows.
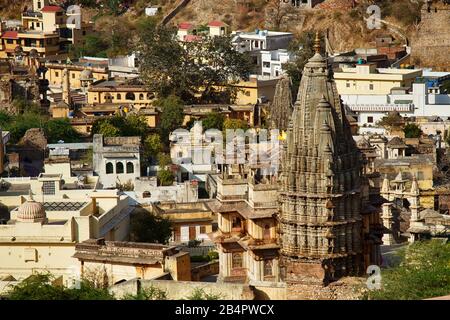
[314,31,321,54]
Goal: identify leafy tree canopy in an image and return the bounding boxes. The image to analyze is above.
[92,114,148,139]
[136,17,253,103]
[157,168,175,186]
[130,208,173,244]
[403,123,422,138]
[4,273,114,300]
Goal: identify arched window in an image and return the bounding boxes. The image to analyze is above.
[143,191,151,198]
[126,162,134,174]
[117,93,121,100]
[125,92,135,101]
[147,93,153,100]
[106,162,113,174]
[116,162,124,174]
[139,93,144,100]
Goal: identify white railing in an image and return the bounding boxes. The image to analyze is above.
[348,103,413,112]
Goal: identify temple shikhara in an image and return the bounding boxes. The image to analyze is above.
[278,34,381,298]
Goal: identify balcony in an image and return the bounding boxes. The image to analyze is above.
[22,11,42,18]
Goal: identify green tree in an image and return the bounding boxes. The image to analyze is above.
[202,113,225,131]
[44,118,82,143]
[157,168,174,186]
[223,118,249,131]
[5,273,115,300]
[130,208,173,244]
[95,120,120,137]
[92,115,148,138]
[137,17,253,103]
[143,134,163,163]
[403,123,422,138]
[157,95,185,141]
[368,240,450,300]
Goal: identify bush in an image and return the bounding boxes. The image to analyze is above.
[185,288,222,300]
[123,286,167,300]
[207,251,219,261]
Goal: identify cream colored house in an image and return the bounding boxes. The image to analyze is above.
[0,174,132,286]
[334,64,422,95]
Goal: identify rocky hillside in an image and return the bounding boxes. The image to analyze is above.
[1,0,442,57]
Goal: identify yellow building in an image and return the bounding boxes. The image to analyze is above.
[0,178,132,285]
[45,62,109,89]
[74,239,191,285]
[231,76,279,105]
[0,0,93,58]
[334,64,422,95]
[0,30,60,58]
[87,79,155,109]
[152,202,215,243]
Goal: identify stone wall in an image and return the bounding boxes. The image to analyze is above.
[411,3,450,71]
[191,261,219,281]
[286,277,366,300]
[110,278,255,300]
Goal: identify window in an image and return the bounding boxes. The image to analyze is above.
[232,252,243,268]
[263,62,270,68]
[55,71,59,77]
[369,83,374,90]
[37,1,42,9]
[117,94,121,100]
[139,93,144,100]
[264,260,273,276]
[24,248,37,262]
[346,81,350,88]
[367,116,374,123]
[42,181,56,195]
[72,73,75,79]
[232,216,242,229]
[200,226,206,234]
[125,92,135,101]
[126,162,134,174]
[143,191,151,198]
[106,162,114,174]
[116,162,124,174]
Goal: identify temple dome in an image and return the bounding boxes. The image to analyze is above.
[17,198,46,222]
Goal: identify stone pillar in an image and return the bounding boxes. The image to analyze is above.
[381,203,395,245]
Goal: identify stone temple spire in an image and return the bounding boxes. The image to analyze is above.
[279,32,364,286]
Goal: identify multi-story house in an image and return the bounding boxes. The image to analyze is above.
[0,0,93,58]
[209,149,281,284]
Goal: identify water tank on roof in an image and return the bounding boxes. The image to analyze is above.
[255,29,259,34]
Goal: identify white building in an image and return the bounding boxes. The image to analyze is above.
[232,30,294,78]
[259,49,293,77]
[93,135,141,189]
[343,82,450,128]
